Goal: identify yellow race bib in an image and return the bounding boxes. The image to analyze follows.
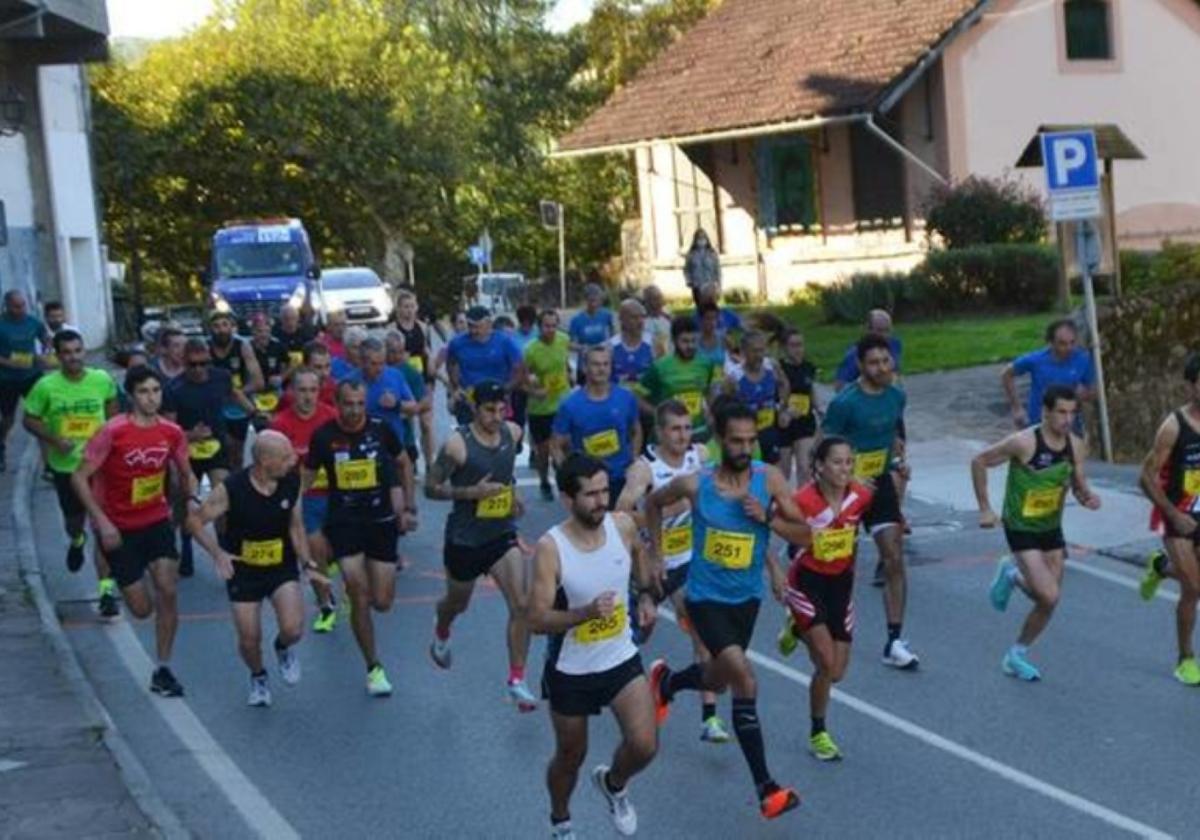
[61,415,100,441]
[287,351,304,368]
[407,356,425,375]
[813,527,856,563]
[679,391,703,418]
[189,438,221,460]
[477,485,514,519]
[788,393,811,416]
[703,528,755,570]
[663,524,693,556]
[854,449,888,480]
[240,538,284,567]
[336,458,378,490]
[1022,487,1064,518]
[583,428,620,459]
[1184,469,1200,496]
[253,392,279,412]
[756,407,776,430]
[574,602,627,644]
[130,472,165,506]
[543,371,568,395]
[9,351,33,369]
[311,467,329,491]
[232,373,244,390]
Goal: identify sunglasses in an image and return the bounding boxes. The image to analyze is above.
[187,360,209,368]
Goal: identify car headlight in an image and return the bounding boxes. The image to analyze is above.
[286,286,306,311]
[210,292,232,314]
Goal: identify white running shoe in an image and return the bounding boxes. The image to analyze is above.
[276,645,301,686]
[430,633,452,670]
[247,674,272,707]
[591,764,637,836]
[549,821,576,839]
[507,679,538,713]
[883,638,920,670]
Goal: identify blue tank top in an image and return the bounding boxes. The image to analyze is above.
[610,339,654,385]
[687,463,772,604]
[735,368,777,411]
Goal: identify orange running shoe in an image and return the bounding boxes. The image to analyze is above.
[760,786,800,820]
[648,659,671,726]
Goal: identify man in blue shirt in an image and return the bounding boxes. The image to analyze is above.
[350,337,418,525]
[834,309,902,391]
[552,344,642,506]
[0,289,51,472]
[693,282,743,336]
[568,283,615,378]
[447,306,524,424]
[610,299,654,387]
[1003,318,1095,428]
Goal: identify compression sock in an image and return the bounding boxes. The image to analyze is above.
[811,716,826,737]
[702,702,717,721]
[732,698,771,789]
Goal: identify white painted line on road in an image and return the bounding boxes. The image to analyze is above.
[1066,559,1178,604]
[104,621,300,840]
[658,608,1172,840]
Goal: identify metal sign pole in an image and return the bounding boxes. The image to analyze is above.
[1076,222,1114,462]
[557,203,566,310]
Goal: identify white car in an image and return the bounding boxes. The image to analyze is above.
[319,267,394,327]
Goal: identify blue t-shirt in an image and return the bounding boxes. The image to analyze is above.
[687,464,772,604]
[447,332,522,388]
[568,309,614,348]
[331,356,357,383]
[693,307,742,335]
[552,386,640,480]
[348,368,415,446]
[1013,346,1095,423]
[0,314,45,382]
[835,336,904,385]
[822,382,906,481]
[609,337,654,386]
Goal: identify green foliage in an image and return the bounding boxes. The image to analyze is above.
[924,175,1047,250]
[818,272,929,324]
[1120,241,1200,293]
[723,287,754,305]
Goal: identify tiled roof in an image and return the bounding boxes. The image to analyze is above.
[558,0,984,153]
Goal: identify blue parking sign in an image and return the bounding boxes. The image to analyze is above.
[1040,130,1101,221]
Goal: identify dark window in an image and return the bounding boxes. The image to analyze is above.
[849,124,905,228]
[756,135,816,230]
[1065,0,1112,60]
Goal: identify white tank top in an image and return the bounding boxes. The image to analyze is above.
[644,444,704,570]
[549,514,638,676]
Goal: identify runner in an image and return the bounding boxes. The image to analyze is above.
[270,368,339,632]
[248,314,288,418]
[552,345,641,505]
[524,309,571,502]
[777,328,819,485]
[424,380,537,709]
[207,311,264,470]
[615,399,730,743]
[775,436,872,760]
[272,304,317,374]
[610,299,653,388]
[971,384,1100,681]
[1138,353,1200,685]
[1002,317,1095,433]
[528,453,659,839]
[0,289,52,473]
[150,326,186,382]
[638,315,716,443]
[393,290,436,468]
[823,333,917,669]
[568,283,615,383]
[640,285,672,359]
[321,310,348,360]
[833,309,902,392]
[644,400,804,820]
[446,306,524,425]
[304,380,410,696]
[384,329,432,476]
[187,430,320,706]
[22,329,121,615]
[332,326,367,382]
[724,330,787,466]
[71,365,195,697]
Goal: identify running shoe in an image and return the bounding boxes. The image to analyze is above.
[759,784,801,820]
[989,556,1017,612]
[247,673,272,707]
[150,666,185,697]
[66,535,85,573]
[1001,648,1041,681]
[1174,657,1200,686]
[312,605,337,633]
[366,665,393,697]
[1140,550,1166,602]
[97,578,120,619]
[591,765,637,836]
[276,645,301,686]
[776,615,798,657]
[871,560,885,588]
[507,679,538,713]
[882,639,919,670]
[429,632,452,670]
[648,659,671,725]
[540,482,555,503]
[809,731,842,762]
[700,715,731,743]
[549,821,576,839]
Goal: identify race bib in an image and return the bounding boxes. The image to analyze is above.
[813,527,856,563]
[311,467,329,491]
[1184,469,1200,497]
[240,538,284,567]
[788,393,811,416]
[679,391,703,418]
[287,351,304,368]
[232,373,244,390]
[574,602,627,644]
[189,438,221,460]
[336,458,378,490]
[543,371,568,395]
[854,449,888,480]
[583,428,620,458]
[477,485,514,519]
[61,415,100,441]
[756,407,776,430]
[9,351,33,369]
[130,472,165,506]
[253,392,280,412]
[1022,486,1064,518]
[407,356,424,374]
[662,524,693,556]
[703,528,755,570]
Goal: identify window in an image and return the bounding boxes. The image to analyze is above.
[756,135,817,231]
[1065,0,1112,60]
[671,145,720,253]
[849,124,905,228]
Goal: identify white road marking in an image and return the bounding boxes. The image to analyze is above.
[104,622,300,840]
[657,609,1172,839]
[1066,559,1178,604]
[0,759,27,773]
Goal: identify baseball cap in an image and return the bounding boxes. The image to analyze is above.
[466,305,492,323]
[472,380,507,405]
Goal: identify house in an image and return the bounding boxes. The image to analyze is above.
[555,0,1200,301]
[0,0,111,346]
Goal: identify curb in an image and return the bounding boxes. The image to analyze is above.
[13,442,192,839]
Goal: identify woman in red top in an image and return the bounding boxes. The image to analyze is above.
[778,436,872,762]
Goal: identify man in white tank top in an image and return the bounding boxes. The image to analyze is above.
[529,454,659,840]
[617,399,730,745]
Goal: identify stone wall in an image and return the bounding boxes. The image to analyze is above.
[1094,281,1200,462]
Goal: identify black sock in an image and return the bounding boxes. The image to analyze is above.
[811,717,825,737]
[604,770,624,795]
[732,698,771,790]
[550,813,570,826]
[702,702,717,721]
[273,635,286,652]
[252,669,266,679]
[1154,551,1168,575]
[887,623,902,644]
[664,663,704,701]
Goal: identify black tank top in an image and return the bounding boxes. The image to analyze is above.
[1028,427,1072,470]
[219,469,301,569]
[1168,409,1200,505]
[210,337,246,387]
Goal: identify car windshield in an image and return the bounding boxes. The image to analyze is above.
[323,272,381,290]
[216,242,305,279]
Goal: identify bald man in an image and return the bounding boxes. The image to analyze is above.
[187,430,322,707]
[834,309,903,392]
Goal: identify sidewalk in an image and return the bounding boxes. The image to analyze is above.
[0,429,163,838]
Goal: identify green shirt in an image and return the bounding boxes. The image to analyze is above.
[524,332,571,416]
[1002,427,1074,533]
[22,368,117,473]
[822,382,906,481]
[638,354,715,436]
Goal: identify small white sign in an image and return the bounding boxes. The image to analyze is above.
[1049,191,1102,223]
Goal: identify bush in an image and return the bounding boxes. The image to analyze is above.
[921,243,1059,311]
[1120,241,1200,293]
[924,175,1047,250]
[723,287,755,305]
[818,272,931,324]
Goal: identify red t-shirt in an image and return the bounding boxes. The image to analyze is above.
[271,403,338,496]
[321,334,346,360]
[789,481,874,576]
[83,415,190,531]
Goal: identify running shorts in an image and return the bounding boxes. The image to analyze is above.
[863,472,902,532]
[326,519,398,564]
[301,494,328,535]
[685,598,760,655]
[1004,527,1066,554]
[226,562,300,603]
[105,519,178,589]
[443,532,519,583]
[541,653,644,717]
[786,566,854,642]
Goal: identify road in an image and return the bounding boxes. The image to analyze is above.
[28,385,1198,839]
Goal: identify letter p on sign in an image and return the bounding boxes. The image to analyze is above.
[1041,131,1100,191]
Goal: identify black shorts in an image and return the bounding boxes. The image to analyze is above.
[444,533,518,583]
[106,519,178,589]
[226,562,300,603]
[685,598,760,656]
[787,566,854,642]
[51,471,84,520]
[660,563,690,601]
[606,476,626,511]
[529,413,556,445]
[326,519,398,564]
[863,471,902,532]
[405,444,420,466]
[780,416,817,446]
[756,427,781,465]
[542,654,644,717]
[189,453,227,481]
[1004,527,1066,554]
[226,416,250,441]
[0,375,38,416]
[510,390,528,428]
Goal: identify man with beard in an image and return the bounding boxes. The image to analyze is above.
[638,316,716,443]
[529,454,658,839]
[207,311,264,470]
